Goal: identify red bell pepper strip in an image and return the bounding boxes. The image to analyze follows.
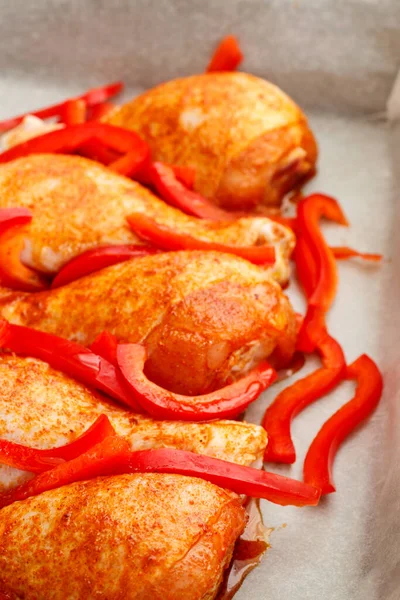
[138,162,196,190]
[90,331,118,366]
[0,207,32,234]
[296,305,329,354]
[0,81,123,132]
[117,344,277,421]
[294,234,328,352]
[62,98,87,125]
[0,123,150,181]
[109,143,151,177]
[294,236,318,299]
[127,213,276,265]
[0,415,115,473]
[146,162,234,221]
[0,208,48,292]
[78,139,120,165]
[263,335,346,464]
[0,436,130,509]
[170,165,196,190]
[0,228,49,292]
[120,448,321,506]
[51,244,159,288]
[296,194,348,312]
[87,101,115,121]
[295,313,304,334]
[206,35,244,72]
[295,195,349,352]
[330,246,382,262]
[0,321,142,412]
[82,82,123,106]
[303,354,383,495]
[0,441,320,508]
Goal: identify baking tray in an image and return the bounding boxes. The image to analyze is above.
[0,1,399,598]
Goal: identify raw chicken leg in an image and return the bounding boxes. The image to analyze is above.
[0,251,297,394]
[0,353,267,491]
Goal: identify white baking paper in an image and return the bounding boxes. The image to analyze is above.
[0,1,399,598]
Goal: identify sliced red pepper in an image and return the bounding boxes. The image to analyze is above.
[127,213,275,265]
[206,35,244,72]
[51,244,159,288]
[294,233,328,352]
[117,343,277,421]
[0,321,141,412]
[77,139,120,165]
[0,441,320,508]
[0,207,32,234]
[170,165,196,190]
[82,83,123,106]
[296,194,348,312]
[0,208,48,292]
[295,194,349,353]
[0,123,150,180]
[146,162,233,221]
[295,313,304,334]
[294,236,318,299]
[90,331,118,366]
[0,436,130,509]
[263,335,346,463]
[0,228,49,292]
[121,448,320,506]
[0,82,123,132]
[87,101,115,121]
[0,415,115,473]
[296,305,329,354]
[330,246,382,262]
[109,144,151,177]
[303,354,383,494]
[62,98,87,125]
[137,162,196,189]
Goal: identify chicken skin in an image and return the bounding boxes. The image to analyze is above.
[0,353,267,491]
[104,72,317,211]
[0,473,246,600]
[0,251,297,394]
[0,153,294,282]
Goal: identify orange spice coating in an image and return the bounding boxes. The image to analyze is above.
[0,353,267,492]
[104,72,317,211]
[0,154,294,282]
[0,473,246,599]
[0,251,297,394]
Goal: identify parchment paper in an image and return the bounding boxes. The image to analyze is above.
[0,1,399,598]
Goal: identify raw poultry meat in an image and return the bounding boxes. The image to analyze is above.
[0,353,258,599]
[0,353,267,491]
[104,72,317,211]
[0,473,245,599]
[0,153,294,282]
[0,88,299,599]
[0,250,297,395]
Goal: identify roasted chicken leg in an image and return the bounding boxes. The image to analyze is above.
[0,473,245,599]
[0,353,267,491]
[0,251,297,394]
[104,72,317,211]
[0,153,294,282]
